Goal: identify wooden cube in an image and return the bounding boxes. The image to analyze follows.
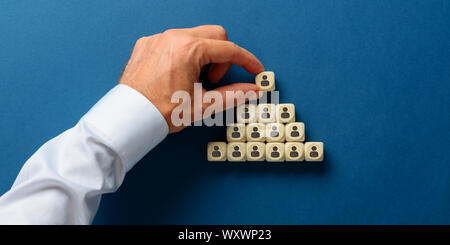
[265,123,285,142]
[266,143,285,162]
[257,103,276,123]
[304,142,324,162]
[246,142,265,161]
[276,103,295,123]
[207,142,227,161]
[255,71,275,91]
[285,142,304,162]
[227,142,246,162]
[227,124,246,142]
[236,103,257,124]
[246,123,265,142]
[285,122,305,142]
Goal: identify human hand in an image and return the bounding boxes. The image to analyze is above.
[119,25,264,133]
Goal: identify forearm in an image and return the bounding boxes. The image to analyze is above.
[0,84,168,224]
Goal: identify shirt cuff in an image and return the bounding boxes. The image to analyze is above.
[82,84,169,171]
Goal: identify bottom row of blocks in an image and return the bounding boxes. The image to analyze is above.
[207,142,323,162]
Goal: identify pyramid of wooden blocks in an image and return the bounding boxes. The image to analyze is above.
[207,71,324,162]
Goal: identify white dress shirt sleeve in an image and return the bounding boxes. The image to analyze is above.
[0,84,169,224]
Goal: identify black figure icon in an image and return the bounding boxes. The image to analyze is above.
[251,127,260,138]
[261,107,270,119]
[212,146,221,157]
[281,107,290,118]
[231,127,240,138]
[290,146,299,158]
[290,125,299,137]
[261,75,270,87]
[251,146,260,157]
[270,125,279,137]
[271,146,280,158]
[242,107,250,119]
[232,146,241,158]
[310,146,319,158]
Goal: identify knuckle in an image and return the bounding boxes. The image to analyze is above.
[229,41,240,59]
[163,29,180,37]
[229,41,239,50]
[135,36,147,45]
[179,36,199,49]
[177,37,202,58]
[213,25,227,39]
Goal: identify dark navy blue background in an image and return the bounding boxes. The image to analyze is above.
[1,1,449,224]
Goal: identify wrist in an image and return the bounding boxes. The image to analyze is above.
[119,81,176,133]
[83,84,169,169]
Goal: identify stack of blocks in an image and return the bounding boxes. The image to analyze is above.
[207,71,324,162]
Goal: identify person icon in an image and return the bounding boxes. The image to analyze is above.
[261,107,271,119]
[290,146,299,158]
[271,146,280,158]
[251,146,260,157]
[281,107,290,118]
[232,146,241,157]
[251,127,260,138]
[231,127,240,138]
[290,125,299,137]
[212,146,221,157]
[260,74,270,87]
[270,125,279,137]
[310,146,319,158]
[242,107,250,119]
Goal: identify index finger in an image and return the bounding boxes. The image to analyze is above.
[200,39,264,74]
[182,25,228,40]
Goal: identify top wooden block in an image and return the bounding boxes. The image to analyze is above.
[255,71,275,91]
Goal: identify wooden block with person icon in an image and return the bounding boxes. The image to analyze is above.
[266,143,285,162]
[285,142,305,161]
[207,142,227,161]
[227,142,246,162]
[246,123,265,142]
[285,122,305,142]
[276,103,295,123]
[265,123,285,143]
[246,142,265,161]
[226,124,246,142]
[257,103,276,123]
[255,71,275,91]
[304,142,324,162]
[236,103,257,124]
